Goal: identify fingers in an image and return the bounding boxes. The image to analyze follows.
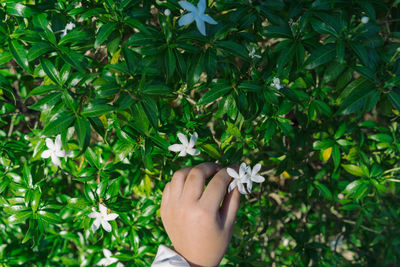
[220,187,240,229]
[170,166,193,198]
[199,167,232,211]
[182,162,221,201]
[160,182,171,220]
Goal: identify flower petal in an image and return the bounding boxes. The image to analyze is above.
[107,258,118,265]
[178,13,195,27]
[247,181,253,193]
[178,149,187,157]
[55,134,62,150]
[41,150,52,159]
[252,163,261,176]
[101,220,112,232]
[56,149,66,157]
[187,148,200,156]
[88,211,99,218]
[189,132,198,147]
[103,248,112,258]
[227,168,239,179]
[92,219,100,232]
[252,175,265,183]
[96,258,108,266]
[238,183,247,194]
[200,14,217,25]
[51,154,61,166]
[177,133,189,145]
[239,162,248,177]
[105,212,119,221]
[197,0,206,14]
[228,180,237,193]
[99,203,107,215]
[195,17,206,35]
[168,144,183,152]
[45,138,54,150]
[178,1,197,12]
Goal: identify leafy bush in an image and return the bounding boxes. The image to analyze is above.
[1,0,400,266]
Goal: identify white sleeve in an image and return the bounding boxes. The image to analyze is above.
[151,245,191,267]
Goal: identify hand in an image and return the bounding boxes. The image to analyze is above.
[160,162,241,267]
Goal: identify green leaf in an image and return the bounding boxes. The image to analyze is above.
[28,43,53,61]
[216,41,249,60]
[31,189,41,213]
[313,139,335,150]
[310,18,338,37]
[344,180,362,194]
[29,92,61,111]
[122,45,136,73]
[142,84,171,96]
[62,90,77,113]
[368,134,393,143]
[238,82,262,92]
[314,100,332,116]
[38,210,61,224]
[350,42,370,68]
[323,62,346,84]
[0,52,13,65]
[8,211,32,224]
[337,83,379,115]
[342,164,364,177]
[59,30,90,46]
[9,40,29,72]
[197,82,232,105]
[81,104,114,117]
[33,14,56,45]
[75,117,91,151]
[314,182,333,200]
[200,143,221,160]
[40,58,62,86]
[165,48,176,79]
[6,3,33,17]
[262,24,292,39]
[305,44,336,69]
[332,145,340,170]
[27,85,59,97]
[388,90,400,111]
[43,111,75,136]
[58,47,87,73]
[95,23,117,48]
[141,96,158,129]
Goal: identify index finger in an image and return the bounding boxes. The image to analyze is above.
[181,162,221,201]
[199,167,235,212]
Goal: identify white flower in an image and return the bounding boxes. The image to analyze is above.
[97,249,124,267]
[397,47,400,52]
[60,22,76,38]
[361,16,369,24]
[271,77,283,90]
[226,163,251,195]
[249,47,261,59]
[164,9,171,16]
[178,0,217,36]
[168,132,200,157]
[245,163,265,192]
[41,134,66,167]
[88,204,119,233]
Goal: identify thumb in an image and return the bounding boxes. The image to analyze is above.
[220,184,241,230]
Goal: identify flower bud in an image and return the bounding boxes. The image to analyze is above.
[361,16,369,24]
[164,9,171,16]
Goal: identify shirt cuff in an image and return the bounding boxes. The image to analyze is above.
[151,245,190,267]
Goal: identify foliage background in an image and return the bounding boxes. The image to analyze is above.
[1,0,400,266]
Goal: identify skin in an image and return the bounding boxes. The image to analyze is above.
[160,162,241,267]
